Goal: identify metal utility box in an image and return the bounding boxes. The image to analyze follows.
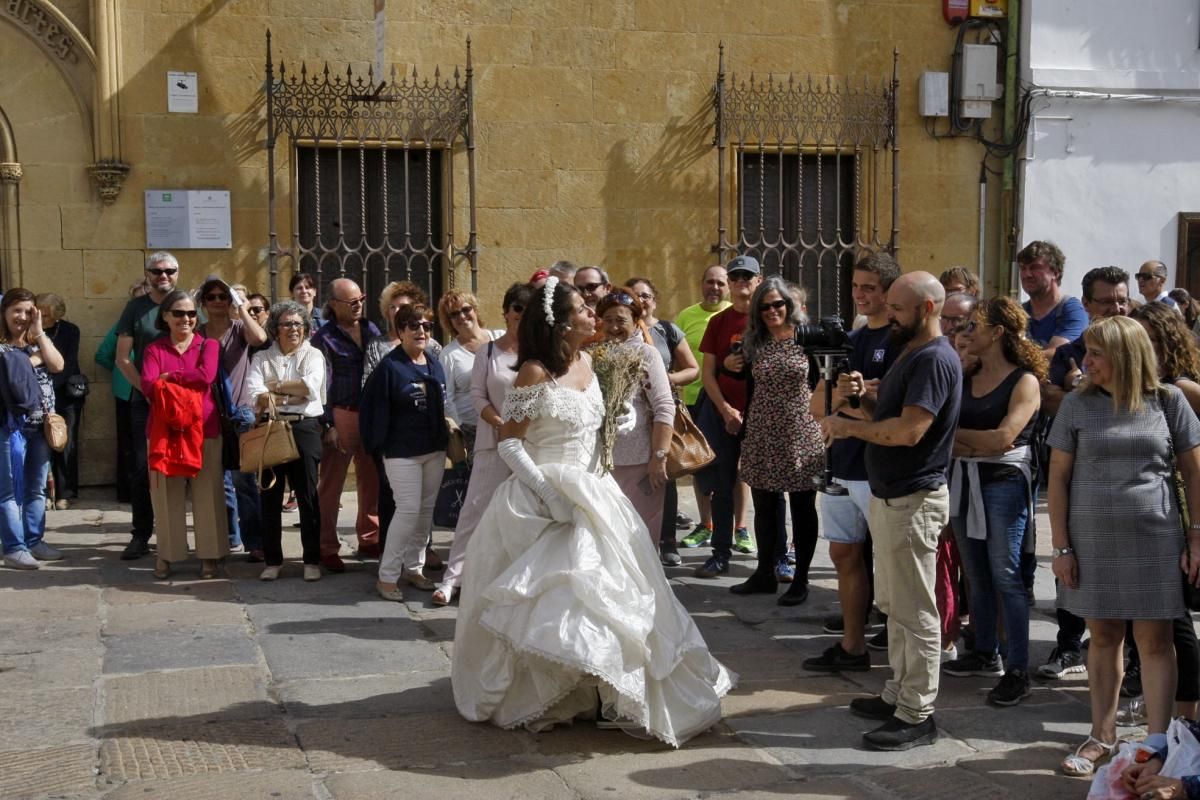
[959,43,1002,119]
[919,72,950,117]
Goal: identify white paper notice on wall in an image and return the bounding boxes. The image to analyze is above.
[145,190,232,249]
[167,71,198,113]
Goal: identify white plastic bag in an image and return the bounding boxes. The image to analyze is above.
[1086,742,1137,800]
[1160,718,1200,780]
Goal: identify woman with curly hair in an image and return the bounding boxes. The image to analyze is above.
[942,296,1046,707]
[438,289,503,453]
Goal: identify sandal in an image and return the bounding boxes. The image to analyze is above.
[431,585,457,607]
[1061,735,1117,776]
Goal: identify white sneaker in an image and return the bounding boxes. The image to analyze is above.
[4,550,40,570]
[29,542,63,561]
[940,644,958,663]
[303,565,321,582]
[259,565,282,581]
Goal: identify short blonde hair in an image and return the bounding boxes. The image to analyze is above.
[378,280,426,331]
[438,289,484,337]
[1080,315,1160,412]
[35,292,66,320]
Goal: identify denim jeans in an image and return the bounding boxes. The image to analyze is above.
[0,427,28,554]
[695,399,741,562]
[223,470,242,548]
[21,423,51,549]
[951,473,1030,672]
[232,471,262,552]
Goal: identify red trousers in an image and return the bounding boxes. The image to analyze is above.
[317,407,380,557]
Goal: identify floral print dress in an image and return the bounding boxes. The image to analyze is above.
[739,337,823,492]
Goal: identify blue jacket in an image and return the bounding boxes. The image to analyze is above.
[0,349,42,428]
[359,345,449,459]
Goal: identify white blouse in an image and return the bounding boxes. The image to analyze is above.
[245,341,327,418]
[440,330,503,427]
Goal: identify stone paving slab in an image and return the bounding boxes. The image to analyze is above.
[720,676,867,719]
[102,580,238,606]
[276,671,452,718]
[101,769,319,800]
[551,730,796,800]
[102,625,259,674]
[727,705,974,773]
[0,562,103,589]
[0,742,98,799]
[0,686,95,746]
[956,745,1088,799]
[324,763,577,800]
[103,598,248,635]
[0,586,100,618]
[935,699,1093,753]
[97,718,306,781]
[857,763,1023,800]
[0,642,102,690]
[101,665,275,725]
[257,625,448,681]
[296,710,530,772]
[0,614,101,651]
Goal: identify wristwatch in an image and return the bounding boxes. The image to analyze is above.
[1052,545,1074,557]
[653,448,668,460]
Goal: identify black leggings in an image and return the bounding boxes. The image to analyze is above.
[261,418,322,567]
[1125,617,1200,703]
[751,488,818,584]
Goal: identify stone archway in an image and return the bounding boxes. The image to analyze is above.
[0,105,20,289]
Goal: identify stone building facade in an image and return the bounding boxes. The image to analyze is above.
[0,0,999,487]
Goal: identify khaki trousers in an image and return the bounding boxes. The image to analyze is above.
[869,485,949,724]
[149,438,231,563]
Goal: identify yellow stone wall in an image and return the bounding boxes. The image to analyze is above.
[2,0,1001,486]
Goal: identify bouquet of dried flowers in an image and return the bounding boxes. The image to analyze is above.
[588,339,644,474]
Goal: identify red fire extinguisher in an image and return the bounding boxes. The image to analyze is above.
[944,0,969,24]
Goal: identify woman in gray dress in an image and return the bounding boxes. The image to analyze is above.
[1049,315,1200,777]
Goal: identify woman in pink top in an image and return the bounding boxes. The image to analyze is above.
[140,289,228,579]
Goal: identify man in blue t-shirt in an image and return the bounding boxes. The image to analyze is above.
[1018,240,1087,359]
[821,271,962,752]
[803,252,901,675]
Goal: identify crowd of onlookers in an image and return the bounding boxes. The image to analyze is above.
[9,244,1200,789]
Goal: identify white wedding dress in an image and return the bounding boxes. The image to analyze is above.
[451,376,735,747]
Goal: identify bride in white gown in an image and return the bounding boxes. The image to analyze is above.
[452,277,735,748]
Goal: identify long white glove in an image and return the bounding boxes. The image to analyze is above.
[497,437,574,523]
[615,401,637,434]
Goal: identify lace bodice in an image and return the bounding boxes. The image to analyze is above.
[501,377,604,472]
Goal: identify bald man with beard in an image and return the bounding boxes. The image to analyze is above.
[821,270,963,752]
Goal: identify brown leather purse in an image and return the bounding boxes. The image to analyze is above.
[666,402,715,479]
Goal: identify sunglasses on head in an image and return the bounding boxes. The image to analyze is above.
[759,299,788,313]
[577,282,604,293]
[204,292,229,302]
[612,292,635,306]
[406,321,434,332]
[448,305,474,318]
[167,309,197,319]
[147,268,178,277]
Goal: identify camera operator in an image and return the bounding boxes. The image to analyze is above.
[803,252,901,674]
[820,270,962,751]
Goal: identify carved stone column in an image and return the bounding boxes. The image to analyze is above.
[90,0,128,204]
[0,161,22,290]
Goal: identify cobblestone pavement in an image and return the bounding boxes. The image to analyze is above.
[0,490,1121,799]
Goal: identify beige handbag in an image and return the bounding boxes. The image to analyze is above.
[239,395,300,490]
[43,413,68,453]
[666,402,715,480]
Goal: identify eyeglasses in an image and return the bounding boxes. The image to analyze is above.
[728,272,755,283]
[333,296,365,306]
[942,315,965,328]
[634,292,654,301]
[204,293,230,302]
[759,299,788,313]
[448,305,474,319]
[248,306,266,315]
[147,268,178,277]
[405,321,434,332]
[507,303,525,313]
[1135,273,1159,281]
[167,309,197,319]
[277,320,305,330]
[577,282,604,293]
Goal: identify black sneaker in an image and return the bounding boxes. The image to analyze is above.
[694,555,729,578]
[1121,664,1142,698]
[1035,647,1086,680]
[987,669,1032,707]
[862,716,938,751]
[804,644,871,673]
[943,651,1005,678]
[120,537,151,560]
[866,629,888,651]
[823,614,845,634]
[730,575,777,595]
[848,695,896,720]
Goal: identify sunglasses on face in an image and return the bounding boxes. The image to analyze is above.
[248,306,266,315]
[147,268,178,277]
[334,297,365,307]
[405,321,434,332]
[448,305,474,319]
[577,282,604,293]
[1136,273,1159,281]
[168,309,197,319]
[728,272,755,283]
[759,299,788,313]
[277,320,305,330]
[204,293,230,302]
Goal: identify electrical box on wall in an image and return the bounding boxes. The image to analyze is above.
[919,72,950,117]
[969,0,1007,18]
[959,43,1002,118]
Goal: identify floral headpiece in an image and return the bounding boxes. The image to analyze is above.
[542,275,559,326]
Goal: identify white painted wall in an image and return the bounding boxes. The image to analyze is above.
[1019,0,1200,297]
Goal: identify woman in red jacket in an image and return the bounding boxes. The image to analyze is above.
[141,289,228,579]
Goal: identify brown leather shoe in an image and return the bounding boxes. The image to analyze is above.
[320,554,346,573]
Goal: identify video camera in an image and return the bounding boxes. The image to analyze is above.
[797,317,856,497]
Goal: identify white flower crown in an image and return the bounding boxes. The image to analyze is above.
[542,275,560,326]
